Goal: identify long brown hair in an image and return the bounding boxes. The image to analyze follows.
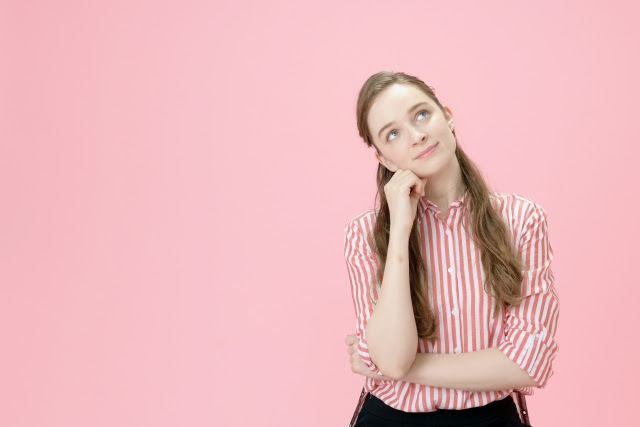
[356,71,524,342]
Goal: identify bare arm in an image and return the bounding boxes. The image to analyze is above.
[400,348,539,391]
[364,228,418,380]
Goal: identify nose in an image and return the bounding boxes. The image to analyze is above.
[411,127,427,145]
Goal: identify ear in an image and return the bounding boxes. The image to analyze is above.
[375,150,398,172]
[443,105,455,132]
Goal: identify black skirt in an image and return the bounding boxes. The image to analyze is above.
[354,393,531,427]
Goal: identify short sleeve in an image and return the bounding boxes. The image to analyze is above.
[497,205,560,391]
[344,218,384,376]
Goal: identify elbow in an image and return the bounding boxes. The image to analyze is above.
[377,366,404,381]
[376,356,415,381]
[384,366,411,381]
[365,325,419,381]
[525,375,540,388]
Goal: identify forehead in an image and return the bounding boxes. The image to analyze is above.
[367,84,436,133]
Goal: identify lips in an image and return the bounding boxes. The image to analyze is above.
[416,142,438,159]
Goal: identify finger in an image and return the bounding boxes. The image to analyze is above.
[347,343,354,354]
[353,357,369,376]
[397,171,424,196]
[410,175,425,196]
[411,175,426,197]
[388,168,409,185]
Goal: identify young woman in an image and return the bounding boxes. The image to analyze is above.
[343,71,559,427]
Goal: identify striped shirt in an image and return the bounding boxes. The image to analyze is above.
[343,189,559,416]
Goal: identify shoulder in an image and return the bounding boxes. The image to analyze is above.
[344,209,378,235]
[490,190,548,215]
[344,209,378,253]
[489,191,549,233]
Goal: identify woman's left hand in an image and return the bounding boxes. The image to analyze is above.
[345,334,392,381]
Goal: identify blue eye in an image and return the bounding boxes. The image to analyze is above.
[386,110,429,142]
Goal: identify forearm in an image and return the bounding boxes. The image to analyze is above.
[400,347,539,391]
[365,230,418,379]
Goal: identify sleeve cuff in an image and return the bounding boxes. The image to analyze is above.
[497,324,556,389]
[357,333,383,376]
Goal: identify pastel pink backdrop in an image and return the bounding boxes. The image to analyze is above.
[1,1,636,426]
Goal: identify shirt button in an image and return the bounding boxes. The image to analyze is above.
[451,308,458,316]
[454,347,461,354]
[447,267,453,274]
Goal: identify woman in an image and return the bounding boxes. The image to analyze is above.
[343,71,559,426]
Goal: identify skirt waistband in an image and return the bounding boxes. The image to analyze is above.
[361,393,521,426]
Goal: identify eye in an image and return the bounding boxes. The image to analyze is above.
[386,110,429,142]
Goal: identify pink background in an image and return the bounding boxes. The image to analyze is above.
[1,1,637,425]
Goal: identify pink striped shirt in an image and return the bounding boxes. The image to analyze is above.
[343,189,559,416]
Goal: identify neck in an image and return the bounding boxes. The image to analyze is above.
[422,157,467,211]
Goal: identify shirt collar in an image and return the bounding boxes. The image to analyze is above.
[419,187,471,214]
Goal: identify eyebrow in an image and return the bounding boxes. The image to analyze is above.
[377,102,430,139]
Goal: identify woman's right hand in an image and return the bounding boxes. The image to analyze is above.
[384,169,428,235]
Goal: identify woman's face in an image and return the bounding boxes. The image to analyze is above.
[367,83,457,177]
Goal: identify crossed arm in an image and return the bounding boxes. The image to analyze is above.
[346,335,538,391]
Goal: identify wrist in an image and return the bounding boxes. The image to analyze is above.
[389,229,410,252]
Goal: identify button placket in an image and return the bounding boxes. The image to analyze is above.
[444,224,463,357]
